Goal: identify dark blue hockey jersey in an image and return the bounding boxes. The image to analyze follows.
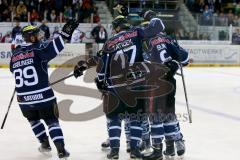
[145,34,189,65]
[97,18,165,90]
[10,36,65,109]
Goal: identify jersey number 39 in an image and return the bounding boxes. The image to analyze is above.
[13,66,39,88]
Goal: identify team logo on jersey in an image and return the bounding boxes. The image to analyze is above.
[11,52,34,63]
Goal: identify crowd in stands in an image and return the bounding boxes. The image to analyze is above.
[186,0,240,26]
[0,0,100,23]
[0,21,108,44]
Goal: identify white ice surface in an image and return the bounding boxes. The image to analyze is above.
[0,67,240,160]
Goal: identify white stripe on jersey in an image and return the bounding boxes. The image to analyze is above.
[17,86,51,96]
[18,96,56,105]
[53,39,60,54]
[59,35,65,48]
[181,54,189,64]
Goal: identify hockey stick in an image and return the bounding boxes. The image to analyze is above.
[179,63,192,123]
[1,89,16,129]
[50,73,74,86]
[1,73,75,130]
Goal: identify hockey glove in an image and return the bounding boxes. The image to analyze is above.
[113,4,129,16]
[94,78,107,91]
[59,19,79,41]
[165,60,180,77]
[143,10,157,21]
[73,60,88,78]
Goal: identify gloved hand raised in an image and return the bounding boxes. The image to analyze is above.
[59,19,79,40]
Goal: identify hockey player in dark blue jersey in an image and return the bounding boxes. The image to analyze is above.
[141,21,189,160]
[9,20,79,159]
[94,13,165,159]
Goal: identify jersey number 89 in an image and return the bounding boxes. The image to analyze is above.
[13,66,39,88]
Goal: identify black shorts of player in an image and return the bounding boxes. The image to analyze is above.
[20,101,59,121]
[145,76,176,114]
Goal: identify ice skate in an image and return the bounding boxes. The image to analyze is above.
[175,139,185,158]
[164,140,175,160]
[107,148,119,159]
[38,138,52,156]
[130,147,143,160]
[143,143,163,160]
[101,139,110,151]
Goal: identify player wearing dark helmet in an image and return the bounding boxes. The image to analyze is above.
[9,20,79,160]
[95,12,165,160]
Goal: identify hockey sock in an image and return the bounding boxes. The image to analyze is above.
[141,118,151,146]
[124,118,131,144]
[130,119,143,149]
[29,120,48,143]
[107,116,122,148]
[45,119,64,144]
[150,119,164,146]
[163,119,180,141]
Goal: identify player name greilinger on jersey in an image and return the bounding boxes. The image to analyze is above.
[12,58,34,69]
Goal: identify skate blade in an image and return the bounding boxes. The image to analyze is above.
[129,158,142,160]
[38,148,52,157]
[177,155,185,160]
[165,155,175,160]
[101,147,111,152]
[141,148,153,157]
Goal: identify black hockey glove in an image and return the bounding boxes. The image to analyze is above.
[94,78,107,91]
[165,60,180,77]
[96,49,104,57]
[73,60,88,78]
[59,19,79,40]
[143,10,157,21]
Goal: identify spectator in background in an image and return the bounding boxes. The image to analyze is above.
[1,31,12,43]
[30,9,39,22]
[11,21,21,39]
[232,28,240,44]
[202,5,213,25]
[93,11,100,23]
[64,6,73,21]
[235,2,240,15]
[227,10,234,25]
[39,20,50,39]
[193,0,205,13]
[216,12,228,26]
[50,10,57,22]
[80,0,94,22]
[16,1,27,21]
[1,8,11,22]
[91,22,103,39]
[232,15,240,26]
[70,28,85,43]
[55,0,64,15]
[95,26,108,43]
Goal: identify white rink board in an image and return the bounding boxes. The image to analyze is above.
[0,44,86,66]
[1,44,240,67]
[0,67,240,160]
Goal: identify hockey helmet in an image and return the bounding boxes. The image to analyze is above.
[112,16,131,30]
[21,25,40,42]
